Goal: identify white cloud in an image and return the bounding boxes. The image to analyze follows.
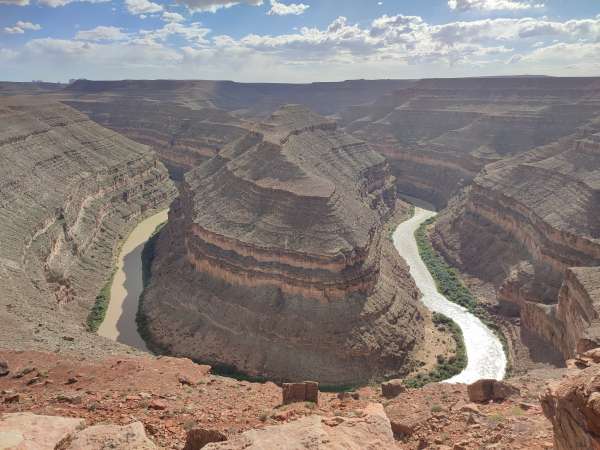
[448,0,544,11]
[37,0,109,6]
[125,0,163,15]
[4,21,41,34]
[162,11,186,22]
[174,0,262,13]
[75,26,128,42]
[0,0,29,5]
[267,0,309,16]
[6,13,600,82]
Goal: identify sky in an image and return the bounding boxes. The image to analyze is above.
[1,0,600,82]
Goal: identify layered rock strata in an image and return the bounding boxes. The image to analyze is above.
[141,105,424,385]
[434,121,600,360]
[0,100,176,354]
[342,77,600,207]
[64,99,250,181]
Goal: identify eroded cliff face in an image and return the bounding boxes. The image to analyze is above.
[62,79,413,182]
[0,100,176,355]
[434,121,600,360]
[141,105,424,386]
[64,99,250,182]
[342,77,600,208]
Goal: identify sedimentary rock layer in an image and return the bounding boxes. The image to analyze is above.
[342,77,600,207]
[62,79,412,181]
[64,99,250,181]
[141,105,424,385]
[0,100,176,354]
[434,121,600,359]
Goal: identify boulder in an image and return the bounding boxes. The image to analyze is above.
[541,364,600,449]
[183,428,227,450]
[467,379,519,403]
[0,413,85,450]
[66,422,156,450]
[204,403,396,450]
[0,358,8,377]
[282,381,319,405]
[381,379,405,398]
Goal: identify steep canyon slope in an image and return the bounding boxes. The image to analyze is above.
[59,79,413,180]
[141,105,426,386]
[342,77,600,208]
[434,119,600,361]
[0,99,176,355]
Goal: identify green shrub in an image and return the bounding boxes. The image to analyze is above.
[87,270,115,332]
[414,217,510,374]
[404,312,467,388]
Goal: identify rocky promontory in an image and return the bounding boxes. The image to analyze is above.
[141,105,425,386]
[0,99,176,355]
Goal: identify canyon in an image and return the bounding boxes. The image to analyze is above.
[2,76,600,448]
[0,96,176,356]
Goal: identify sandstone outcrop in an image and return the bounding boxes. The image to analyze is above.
[65,422,156,450]
[467,379,520,403]
[542,356,600,450]
[381,379,405,398]
[0,99,176,355]
[0,412,85,450]
[434,120,600,360]
[141,105,424,386]
[203,403,397,450]
[282,382,319,405]
[342,77,600,207]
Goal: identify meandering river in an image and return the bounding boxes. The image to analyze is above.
[99,203,505,382]
[393,205,507,383]
[97,209,168,352]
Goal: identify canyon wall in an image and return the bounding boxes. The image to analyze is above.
[141,105,425,386]
[0,99,176,355]
[434,121,600,359]
[342,77,600,208]
[60,79,413,181]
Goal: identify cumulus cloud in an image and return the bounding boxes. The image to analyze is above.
[0,0,29,5]
[125,0,163,15]
[75,26,128,41]
[37,0,109,7]
[4,21,41,34]
[174,0,262,13]
[448,0,544,11]
[162,11,186,22]
[267,0,309,16]
[6,13,600,81]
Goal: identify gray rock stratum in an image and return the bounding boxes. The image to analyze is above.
[141,105,425,386]
[0,99,176,355]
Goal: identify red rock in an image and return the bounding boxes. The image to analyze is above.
[0,358,9,377]
[381,379,406,398]
[282,381,319,405]
[149,399,167,410]
[183,427,227,450]
[0,412,85,449]
[467,379,519,403]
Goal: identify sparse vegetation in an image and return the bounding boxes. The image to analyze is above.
[87,270,115,332]
[136,221,167,346]
[404,312,467,388]
[415,217,510,368]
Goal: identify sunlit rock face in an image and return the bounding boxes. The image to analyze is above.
[341,77,600,208]
[434,121,600,360]
[0,100,176,354]
[141,105,424,386]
